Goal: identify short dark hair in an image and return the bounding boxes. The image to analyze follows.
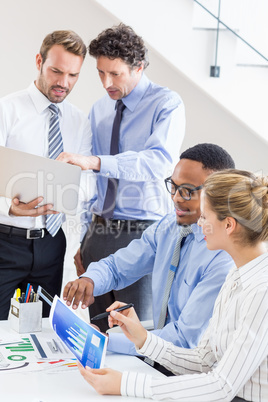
[40,30,87,64]
[89,23,149,69]
[180,143,235,171]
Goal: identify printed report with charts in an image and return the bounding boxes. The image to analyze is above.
[49,296,108,368]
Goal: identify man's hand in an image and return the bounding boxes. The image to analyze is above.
[63,277,94,310]
[74,248,86,276]
[9,197,57,217]
[107,301,148,350]
[78,363,122,396]
[56,152,101,171]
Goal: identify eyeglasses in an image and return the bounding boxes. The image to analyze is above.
[164,176,203,200]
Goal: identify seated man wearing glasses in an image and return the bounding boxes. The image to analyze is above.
[63,143,235,359]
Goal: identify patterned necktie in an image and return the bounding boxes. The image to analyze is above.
[157,225,193,329]
[144,225,193,367]
[102,100,126,219]
[45,104,64,236]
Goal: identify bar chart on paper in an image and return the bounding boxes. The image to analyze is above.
[4,338,34,361]
[0,333,73,363]
[50,296,108,368]
[66,323,87,360]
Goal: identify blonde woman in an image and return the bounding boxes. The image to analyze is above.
[78,169,268,402]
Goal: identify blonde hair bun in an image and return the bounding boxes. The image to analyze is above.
[251,177,268,208]
[204,169,268,245]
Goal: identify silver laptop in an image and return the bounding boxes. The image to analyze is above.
[0,146,81,215]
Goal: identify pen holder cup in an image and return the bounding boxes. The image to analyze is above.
[10,298,42,333]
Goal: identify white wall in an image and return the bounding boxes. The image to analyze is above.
[0,0,114,113]
[147,50,268,175]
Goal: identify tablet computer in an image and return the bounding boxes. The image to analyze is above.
[0,146,81,215]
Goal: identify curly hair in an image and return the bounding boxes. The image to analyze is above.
[89,23,149,69]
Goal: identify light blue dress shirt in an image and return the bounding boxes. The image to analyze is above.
[82,213,234,355]
[81,74,185,233]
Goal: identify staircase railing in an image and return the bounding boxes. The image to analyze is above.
[193,0,268,77]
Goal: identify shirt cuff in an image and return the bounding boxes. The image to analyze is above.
[136,330,153,355]
[98,155,118,178]
[121,371,153,398]
[137,331,166,363]
[107,332,140,356]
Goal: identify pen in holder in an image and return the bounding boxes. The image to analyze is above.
[10,298,42,333]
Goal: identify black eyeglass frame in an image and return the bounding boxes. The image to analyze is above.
[164,176,203,200]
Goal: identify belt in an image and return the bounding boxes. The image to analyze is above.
[92,214,155,231]
[0,223,48,239]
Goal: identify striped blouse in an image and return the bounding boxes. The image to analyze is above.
[121,252,268,401]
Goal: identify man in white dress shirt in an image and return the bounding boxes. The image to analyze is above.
[0,30,92,319]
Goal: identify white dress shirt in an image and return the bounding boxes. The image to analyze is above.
[121,252,268,401]
[0,82,92,229]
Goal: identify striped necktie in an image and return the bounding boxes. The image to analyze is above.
[157,225,193,329]
[45,104,64,237]
[101,99,126,219]
[144,225,192,367]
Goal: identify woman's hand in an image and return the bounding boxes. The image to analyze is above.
[107,301,148,350]
[78,362,122,395]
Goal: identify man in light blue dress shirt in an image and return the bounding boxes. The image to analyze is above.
[59,24,185,331]
[64,143,235,361]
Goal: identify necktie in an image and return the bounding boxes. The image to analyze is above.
[102,100,126,219]
[157,225,193,329]
[45,104,64,237]
[144,225,193,367]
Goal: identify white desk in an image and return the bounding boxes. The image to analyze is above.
[0,319,164,402]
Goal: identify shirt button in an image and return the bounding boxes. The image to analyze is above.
[231,281,238,290]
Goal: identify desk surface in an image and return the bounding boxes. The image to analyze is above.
[0,318,163,402]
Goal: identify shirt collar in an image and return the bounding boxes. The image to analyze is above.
[174,223,204,242]
[236,252,268,288]
[27,82,64,116]
[121,74,150,112]
[191,223,206,243]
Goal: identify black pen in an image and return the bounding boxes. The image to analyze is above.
[91,303,134,321]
